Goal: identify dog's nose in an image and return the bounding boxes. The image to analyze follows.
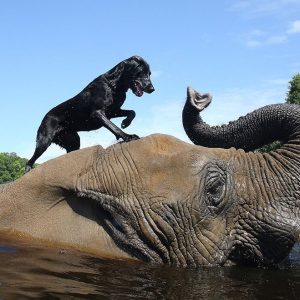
[146,85,155,93]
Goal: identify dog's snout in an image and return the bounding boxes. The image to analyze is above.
[146,84,155,93]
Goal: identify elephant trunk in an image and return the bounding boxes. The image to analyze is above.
[182,86,300,251]
[182,87,300,154]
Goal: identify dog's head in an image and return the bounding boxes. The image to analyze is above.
[124,55,155,97]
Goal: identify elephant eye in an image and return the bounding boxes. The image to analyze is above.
[204,164,228,211]
[206,177,225,206]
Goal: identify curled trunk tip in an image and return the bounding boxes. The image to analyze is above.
[187,86,212,112]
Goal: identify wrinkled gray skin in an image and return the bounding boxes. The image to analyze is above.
[182,86,300,266]
[0,87,299,267]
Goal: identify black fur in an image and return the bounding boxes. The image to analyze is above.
[25,55,154,172]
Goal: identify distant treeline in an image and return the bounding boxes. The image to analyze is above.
[286,73,300,105]
[0,152,29,183]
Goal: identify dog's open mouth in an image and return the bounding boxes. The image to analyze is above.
[131,81,144,97]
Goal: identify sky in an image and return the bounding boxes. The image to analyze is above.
[0,0,300,163]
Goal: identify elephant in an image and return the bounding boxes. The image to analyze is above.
[0,86,299,267]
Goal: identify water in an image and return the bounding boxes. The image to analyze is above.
[0,236,300,299]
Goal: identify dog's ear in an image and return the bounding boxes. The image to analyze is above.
[121,56,142,74]
[130,55,143,64]
[109,60,127,80]
[115,57,139,76]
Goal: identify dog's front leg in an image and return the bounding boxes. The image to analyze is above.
[113,109,136,129]
[91,110,140,142]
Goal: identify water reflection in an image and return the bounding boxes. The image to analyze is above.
[0,238,299,299]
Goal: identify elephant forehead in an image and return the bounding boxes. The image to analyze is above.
[123,134,196,171]
[98,134,236,199]
[126,134,194,155]
[116,134,215,195]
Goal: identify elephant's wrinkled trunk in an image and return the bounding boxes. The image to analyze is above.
[182,86,300,154]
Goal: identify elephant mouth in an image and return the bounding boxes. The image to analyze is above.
[77,190,164,263]
[225,232,297,267]
[75,189,296,267]
[76,190,237,267]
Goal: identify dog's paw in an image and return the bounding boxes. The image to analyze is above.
[121,119,131,129]
[24,165,32,173]
[130,134,140,140]
[121,111,136,129]
[122,134,140,142]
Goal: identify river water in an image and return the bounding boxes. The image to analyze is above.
[0,237,300,299]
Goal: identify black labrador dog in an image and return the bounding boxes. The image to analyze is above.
[25,55,154,173]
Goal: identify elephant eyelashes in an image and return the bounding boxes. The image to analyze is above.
[206,178,225,206]
[204,163,228,212]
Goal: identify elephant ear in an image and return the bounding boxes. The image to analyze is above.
[187,86,212,112]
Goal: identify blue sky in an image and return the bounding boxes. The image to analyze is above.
[0,0,300,162]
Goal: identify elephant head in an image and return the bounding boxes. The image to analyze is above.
[0,88,299,267]
[182,86,300,265]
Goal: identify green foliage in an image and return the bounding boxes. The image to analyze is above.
[255,141,282,153]
[0,152,28,183]
[286,73,300,105]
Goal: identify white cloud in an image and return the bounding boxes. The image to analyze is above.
[151,70,163,78]
[266,35,288,44]
[287,20,300,33]
[264,78,290,86]
[246,40,262,47]
[231,2,300,47]
[249,29,267,37]
[244,30,288,47]
[243,18,300,48]
[230,0,300,16]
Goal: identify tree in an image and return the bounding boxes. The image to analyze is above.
[0,152,28,183]
[256,73,300,153]
[286,73,300,105]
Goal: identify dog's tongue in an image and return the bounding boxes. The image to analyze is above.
[134,82,144,97]
[136,88,143,97]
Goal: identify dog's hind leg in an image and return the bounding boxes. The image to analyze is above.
[53,131,80,153]
[25,116,61,173]
[25,132,55,173]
